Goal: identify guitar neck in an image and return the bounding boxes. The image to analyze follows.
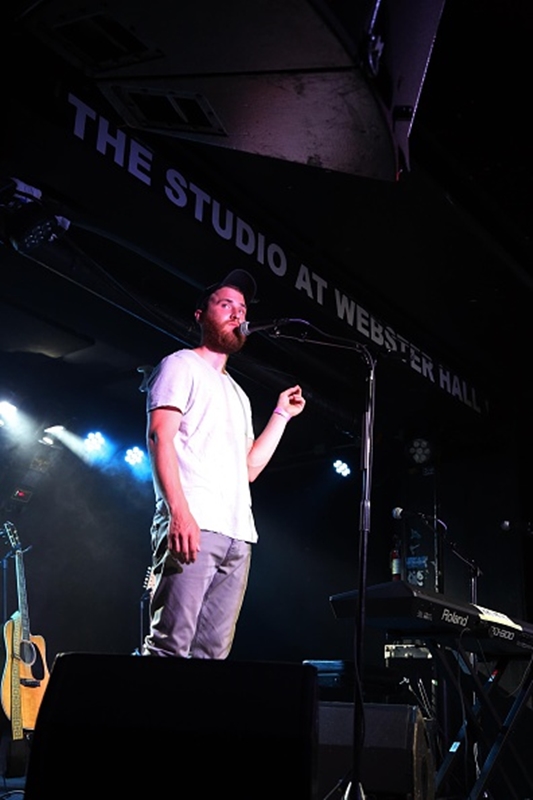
[14,551,31,641]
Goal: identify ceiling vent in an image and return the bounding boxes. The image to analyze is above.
[32,10,163,72]
[105,86,226,136]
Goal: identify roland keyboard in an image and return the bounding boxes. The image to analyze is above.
[329,580,533,657]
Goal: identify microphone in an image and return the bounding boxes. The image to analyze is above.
[392,507,428,521]
[239,318,297,336]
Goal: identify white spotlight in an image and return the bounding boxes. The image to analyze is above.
[84,431,106,453]
[333,459,351,477]
[0,401,18,427]
[125,447,145,466]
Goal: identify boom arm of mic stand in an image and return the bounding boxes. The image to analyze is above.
[418,517,483,602]
[445,535,483,604]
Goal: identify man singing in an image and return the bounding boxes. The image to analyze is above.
[142,268,306,658]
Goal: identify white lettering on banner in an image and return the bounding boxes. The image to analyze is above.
[211,201,232,240]
[295,265,328,303]
[421,355,436,383]
[313,273,328,305]
[439,367,481,412]
[256,232,265,265]
[334,288,437,383]
[235,218,255,253]
[128,140,153,186]
[266,244,287,276]
[69,94,96,139]
[295,264,313,298]
[96,118,127,166]
[165,168,187,207]
[66,91,486,414]
[334,288,356,326]
[69,93,154,184]
[165,163,288,275]
[356,305,370,338]
[189,183,211,222]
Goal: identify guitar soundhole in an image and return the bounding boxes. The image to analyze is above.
[20,639,37,668]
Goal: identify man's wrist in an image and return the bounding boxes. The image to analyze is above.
[273,406,291,421]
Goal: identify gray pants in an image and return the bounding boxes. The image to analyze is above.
[143,527,252,659]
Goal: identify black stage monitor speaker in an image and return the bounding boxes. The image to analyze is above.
[24,652,319,800]
[319,701,435,800]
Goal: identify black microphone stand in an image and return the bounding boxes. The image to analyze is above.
[265,321,378,800]
[437,522,483,687]
[348,342,377,800]
[417,514,483,604]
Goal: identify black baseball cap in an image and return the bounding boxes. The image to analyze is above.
[196,269,257,309]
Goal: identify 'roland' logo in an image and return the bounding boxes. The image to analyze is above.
[441,607,469,627]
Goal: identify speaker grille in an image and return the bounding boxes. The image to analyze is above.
[318,702,435,800]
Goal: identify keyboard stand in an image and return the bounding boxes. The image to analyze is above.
[465,654,533,800]
[429,640,533,799]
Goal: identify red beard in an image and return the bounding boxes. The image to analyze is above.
[201,315,246,354]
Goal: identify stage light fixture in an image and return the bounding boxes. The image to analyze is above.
[406,437,433,466]
[125,446,145,466]
[7,203,61,252]
[39,425,65,449]
[0,401,18,428]
[124,446,151,482]
[84,431,106,453]
[333,459,351,477]
[0,176,70,252]
[83,430,118,467]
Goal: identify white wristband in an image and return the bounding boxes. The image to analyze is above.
[273,406,291,421]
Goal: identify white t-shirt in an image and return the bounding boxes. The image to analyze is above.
[147,349,258,543]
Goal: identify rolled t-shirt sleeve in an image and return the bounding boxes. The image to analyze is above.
[147,352,195,413]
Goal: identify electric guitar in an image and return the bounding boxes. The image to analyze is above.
[143,565,156,596]
[0,521,49,737]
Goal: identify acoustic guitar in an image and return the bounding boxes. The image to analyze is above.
[0,521,49,738]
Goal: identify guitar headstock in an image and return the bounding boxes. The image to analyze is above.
[143,565,156,593]
[1,520,21,552]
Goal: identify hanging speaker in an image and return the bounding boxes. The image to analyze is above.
[318,701,435,800]
[24,652,319,800]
